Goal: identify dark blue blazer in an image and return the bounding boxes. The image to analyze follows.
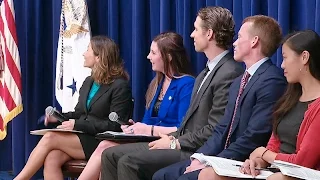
[141,75,195,127]
[197,60,287,161]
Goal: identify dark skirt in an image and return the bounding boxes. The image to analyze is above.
[76,133,101,160]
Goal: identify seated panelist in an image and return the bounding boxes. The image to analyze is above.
[14,35,133,180]
[153,15,287,180]
[199,30,320,180]
[100,7,245,180]
[77,32,195,180]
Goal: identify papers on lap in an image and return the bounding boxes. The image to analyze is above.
[192,153,273,179]
[30,129,83,136]
[192,153,320,179]
[97,131,143,136]
[95,131,160,142]
[273,160,320,180]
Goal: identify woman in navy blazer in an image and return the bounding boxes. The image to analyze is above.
[15,36,133,180]
[77,32,195,180]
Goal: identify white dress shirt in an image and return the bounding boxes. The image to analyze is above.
[197,50,229,93]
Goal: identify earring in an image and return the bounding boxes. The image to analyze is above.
[299,68,302,72]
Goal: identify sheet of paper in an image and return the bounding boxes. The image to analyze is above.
[274,160,320,180]
[30,129,83,136]
[196,154,273,179]
[191,154,320,180]
[97,131,153,137]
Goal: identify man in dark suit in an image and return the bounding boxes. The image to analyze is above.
[100,7,243,180]
[152,15,288,180]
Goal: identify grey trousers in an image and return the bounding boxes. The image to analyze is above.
[101,142,193,180]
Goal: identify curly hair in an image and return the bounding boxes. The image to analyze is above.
[90,36,129,84]
[197,6,235,49]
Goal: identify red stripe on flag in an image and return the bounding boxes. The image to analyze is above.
[0,7,22,92]
[3,0,17,44]
[0,76,2,132]
[3,45,22,91]
[0,0,22,140]
[3,82,15,111]
[0,78,3,97]
[0,115,4,131]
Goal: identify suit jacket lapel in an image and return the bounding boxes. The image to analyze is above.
[228,78,241,116]
[191,71,205,100]
[185,53,233,122]
[238,60,272,106]
[88,83,112,111]
[158,79,177,119]
[229,60,272,135]
[196,55,230,100]
[82,77,93,113]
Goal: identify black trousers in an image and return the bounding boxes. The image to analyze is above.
[101,142,193,180]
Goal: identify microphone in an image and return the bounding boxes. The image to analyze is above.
[45,106,68,123]
[108,112,130,125]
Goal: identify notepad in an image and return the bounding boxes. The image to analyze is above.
[192,153,272,179]
[273,160,320,180]
[30,128,83,135]
[192,153,320,180]
[95,131,160,142]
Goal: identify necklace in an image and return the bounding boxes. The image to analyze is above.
[159,77,171,100]
[159,87,165,100]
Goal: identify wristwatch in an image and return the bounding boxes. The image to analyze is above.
[170,136,177,149]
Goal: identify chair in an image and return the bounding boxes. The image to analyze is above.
[62,160,87,179]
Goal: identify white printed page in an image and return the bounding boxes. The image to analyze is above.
[273,160,320,180]
[203,155,273,179]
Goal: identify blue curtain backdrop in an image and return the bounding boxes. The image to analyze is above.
[1,0,320,178]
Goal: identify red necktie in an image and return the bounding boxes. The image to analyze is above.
[224,71,251,149]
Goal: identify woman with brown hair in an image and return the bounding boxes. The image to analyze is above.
[77,32,195,180]
[14,36,133,180]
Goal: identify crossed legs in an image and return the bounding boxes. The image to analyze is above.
[198,167,236,180]
[77,140,119,180]
[43,150,71,180]
[14,132,85,180]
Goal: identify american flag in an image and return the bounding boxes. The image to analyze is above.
[0,0,23,140]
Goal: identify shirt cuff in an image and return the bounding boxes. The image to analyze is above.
[190,153,207,164]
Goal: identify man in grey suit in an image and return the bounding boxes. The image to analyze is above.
[100,7,244,180]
